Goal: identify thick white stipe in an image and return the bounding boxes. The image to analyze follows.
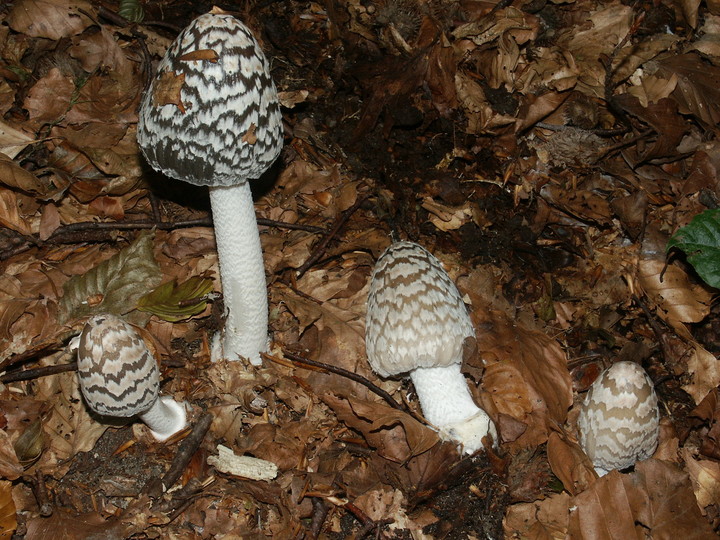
[410,364,496,454]
[209,183,268,365]
[140,396,188,442]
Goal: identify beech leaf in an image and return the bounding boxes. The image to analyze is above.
[59,232,161,322]
[137,276,214,322]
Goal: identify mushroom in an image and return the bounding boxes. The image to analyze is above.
[137,9,283,365]
[577,361,660,476]
[365,241,496,454]
[77,314,187,441]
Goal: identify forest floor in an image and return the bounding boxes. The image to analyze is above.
[1,0,720,538]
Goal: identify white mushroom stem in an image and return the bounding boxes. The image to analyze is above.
[410,363,496,454]
[139,396,187,442]
[209,182,268,365]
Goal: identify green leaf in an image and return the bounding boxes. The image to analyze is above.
[59,232,161,322]
[667,209,720,288]
[137,276,215,322]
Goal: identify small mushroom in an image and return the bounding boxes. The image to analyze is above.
[365,241,496,454]
[77,314,187,441]
[577,361,660,476]
[137,9,283,365]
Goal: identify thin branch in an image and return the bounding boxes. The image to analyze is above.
[161,411,214,491]
[263,350,415,418]
[296,195,369,277]
[1,362,77,383]
[2,217,327,261]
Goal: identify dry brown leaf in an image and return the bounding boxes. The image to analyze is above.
[68,27,133,75]
[6,0,94,40]
[0,190,33,236]
[23,68,75,126]
[569,460,715,538]
[503,491,571,539]
[658,53,720,127]
[637,259,712,332]
[24,509,122,540]
[323,393,440,462]
[34,368,108,474]
[0,480,16,539]
[0,431,22,481]
[541,184,613,225]
[546,430,596,496]
[39,203,61,241]
[680,447,720,513]
[0,121,33,159]
[560,4,633,96]
[475,310,572,451]
[684,343,720,405]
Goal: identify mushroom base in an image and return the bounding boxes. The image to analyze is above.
[140,396,187,442]
[409,364,496,454]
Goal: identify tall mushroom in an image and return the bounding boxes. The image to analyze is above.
[77,314,187,441]
[365,241,496,454]
[577,361,660,476]
[137,9,283,364]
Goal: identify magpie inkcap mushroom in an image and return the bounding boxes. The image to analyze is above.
[137,8,283,364]
[366,241,496,454]
[77,314,187,441]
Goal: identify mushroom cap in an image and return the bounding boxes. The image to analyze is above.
[577,361,660,472]
[77,314,160,418]
[366,241,475,378]
[137,12,283,187]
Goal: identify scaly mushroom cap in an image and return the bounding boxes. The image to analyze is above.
[77,314,160,417]
[366,241,474,378]
[577,361,660,474]
[137,11,283,187]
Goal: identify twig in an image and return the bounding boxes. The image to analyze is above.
[0,331,77,372]
[263,351,416,419]
[161,411,213,490]
[29,470,53,517]
[296,195,369,277]
[341,500,391,539]
[46,217,326,239]
[2,217,327,261]
[308,497,330,539]
[155,476,212,518]
[1,362,77,383]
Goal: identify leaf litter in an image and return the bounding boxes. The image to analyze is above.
[1,0,720,537]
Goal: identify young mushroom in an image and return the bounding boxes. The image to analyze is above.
[365,241,496,454]
[137,9,283,365]
[77,314,187,441]
[577,361,660,476]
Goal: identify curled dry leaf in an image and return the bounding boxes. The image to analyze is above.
[323,393,440,463]
[475,310,572,451]
[0,154,43,197]
[684,343,720,405]
[546,430,596,496]
[637,259,712,332]
[681,447,720,513]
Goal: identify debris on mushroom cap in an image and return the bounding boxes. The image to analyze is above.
[137,11,283,187]
[77,314,160,418]
[366,241,474,378]
[577,361,660,475]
